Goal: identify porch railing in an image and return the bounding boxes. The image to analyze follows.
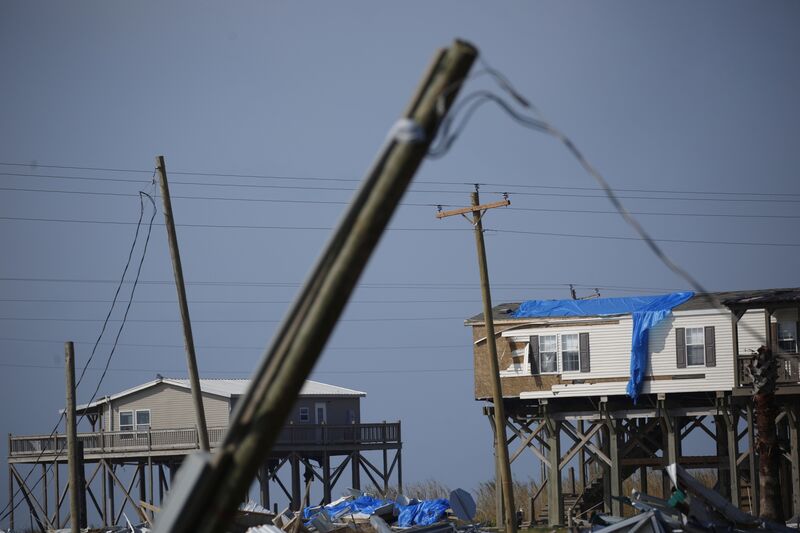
[736,353,800,387]
[8,422,400,458]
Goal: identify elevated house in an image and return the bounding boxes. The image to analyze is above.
[7,378,401,530]
[466,288,800,526]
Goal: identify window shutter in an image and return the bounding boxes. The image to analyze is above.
[771,322,778,352]
[704,326,716,367]
[579,332,590,373]
[529,336,539,375]
[676,327,687,368]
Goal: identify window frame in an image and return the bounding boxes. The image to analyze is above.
[560,333,581,373]
[777,321,798,353]
[685,327,706,366]
[538,335,559,374]
[119,410,134,432]
[135,409,151,431]
[299,407,310,423]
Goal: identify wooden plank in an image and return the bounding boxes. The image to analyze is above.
[436,199,510,218]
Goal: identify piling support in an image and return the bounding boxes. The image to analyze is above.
[545,419,562,526]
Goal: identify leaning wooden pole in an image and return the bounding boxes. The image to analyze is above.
[64,342,80,533]
[152,39,478,533]
[470,191,517,533]
[156,156,210,452]
[437,192,515,530]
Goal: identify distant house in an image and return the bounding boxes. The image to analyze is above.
[466,288,800,401]
[75,377,365,432]
[9,376,400,527]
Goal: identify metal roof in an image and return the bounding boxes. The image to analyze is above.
[77,378,366,411]
[465,288,800,325]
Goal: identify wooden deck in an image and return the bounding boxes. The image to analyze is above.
[8,422,401,463]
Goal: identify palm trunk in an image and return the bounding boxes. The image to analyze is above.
[751,346,782,521]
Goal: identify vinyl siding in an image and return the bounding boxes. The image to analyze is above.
[107,382,230,431]
[482,308,768,400]
[290,398,360,425]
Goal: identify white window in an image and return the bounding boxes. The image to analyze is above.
[119,411,134,432]
[778,321,797,353]
[539,335,558,373]
[685,327,705,366]
[135,410,150,431]
[561,334,580,372]
[299,407,310,422]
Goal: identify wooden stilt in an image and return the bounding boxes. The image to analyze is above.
[291,454,301,511]
[546,420,562,526]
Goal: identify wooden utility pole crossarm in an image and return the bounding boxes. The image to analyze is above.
[156,155,210,452]
[437,191,516,533]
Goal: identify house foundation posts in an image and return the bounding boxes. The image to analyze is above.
[53,459,60,529]
[8,464,14,532]
[351,451,361,491]
[544,415,562,527]
[290,454,301,511]
[722,405,740,505]
[714,414,731,500]
[258,465,270,509]
[606,420,622,517]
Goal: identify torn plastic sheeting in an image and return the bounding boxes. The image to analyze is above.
[512,292,694,403]
[303,494,391,521]
[396,498,450,527]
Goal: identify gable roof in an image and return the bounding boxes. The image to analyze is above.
[465,288,800,325]
[77,377,366,411]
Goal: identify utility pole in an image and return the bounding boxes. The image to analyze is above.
[436,189,516,533]
[65,342,80,533]
[152,39,478,533]
[156,155,210,451]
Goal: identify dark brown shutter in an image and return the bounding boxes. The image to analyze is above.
[529,336,539,375]
[704,326,716,367]
[676,327,687,368]
[771,322,779,352]
[579,332,590,373]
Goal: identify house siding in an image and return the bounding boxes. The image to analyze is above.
[473,308,768,400]
[107,382,230,431]
[289,397,360,425]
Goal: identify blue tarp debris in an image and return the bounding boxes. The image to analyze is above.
[303,495,450,527]
[512,292,694,403]
[303,494,392,521]
[396,499,450,527]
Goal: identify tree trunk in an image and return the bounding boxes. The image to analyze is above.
[751,346,783,521]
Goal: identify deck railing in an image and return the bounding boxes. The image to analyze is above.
[8,422,400,458]
[736,353,800,387]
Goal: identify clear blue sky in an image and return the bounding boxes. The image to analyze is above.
[1,0,799,520]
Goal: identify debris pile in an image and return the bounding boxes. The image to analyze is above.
[247,488,483,533]
[578,463,797,532]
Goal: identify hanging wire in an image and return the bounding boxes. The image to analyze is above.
[0,188,157,524]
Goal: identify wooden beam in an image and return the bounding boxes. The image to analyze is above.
[10,464,52,532]
[435,198,510,219]
[105,460,150,525]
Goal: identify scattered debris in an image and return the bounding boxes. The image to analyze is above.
[243,488,485,533]
[574,463,797,532]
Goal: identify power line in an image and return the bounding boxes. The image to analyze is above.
[2,161,798,197]
[0,187,158,523]
[0,276,681,292]
[0,315,468,324]
[507,206,800,220]
[0,336,467,351]
[0,186,453,208]
[4,183,800,204]
[0,361,472,375]
[0,297,484,305]
[489,228,800,248]
[2,215,798,247]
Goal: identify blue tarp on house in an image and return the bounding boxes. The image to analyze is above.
[512,291,694,402]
